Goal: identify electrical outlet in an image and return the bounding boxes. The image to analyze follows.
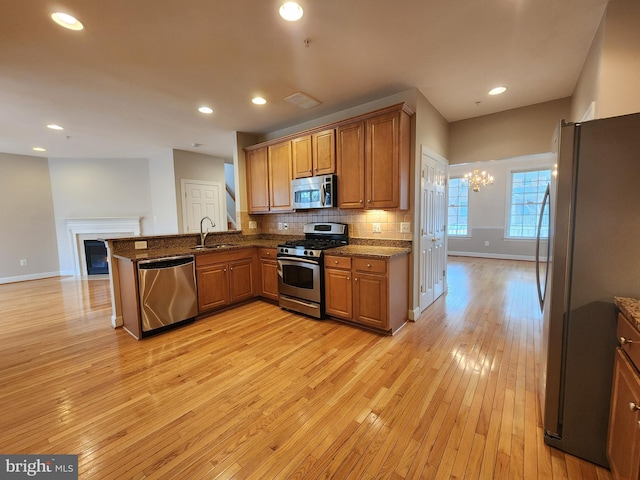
[134,241,148,250]
[283,223,288,230]
[400,222,411,233]
[484,241,490,246]
[278,222,283,231]
[372,223,382,233]
[249,221,257,229]
[19,259,27,267]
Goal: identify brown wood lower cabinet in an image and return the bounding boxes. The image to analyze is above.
[607,313,640,480]
[196,248,258,313]
[324,253,408,334]
[258,247,279,301]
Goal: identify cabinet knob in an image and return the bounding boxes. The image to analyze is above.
[334,260,339,264]
[224,268,227,272]
[620,336,634,345]
[367,263,371,268]
[354,277,358,282]
[367,199,371,203]
[630,402,640,412]
[347,277,350,281]
[359,200,363,203]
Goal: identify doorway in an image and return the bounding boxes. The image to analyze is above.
[180,179,226,234]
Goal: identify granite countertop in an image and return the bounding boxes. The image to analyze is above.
[326,245,411,258]
[113,239,282,262]
[113,239,411,262]
[614,296,640,331]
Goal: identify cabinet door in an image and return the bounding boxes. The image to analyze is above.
[246,147,270,213]
[336,121,365,208]
[312,129,336,175]
[268,141,293,211]
[366,111,400,209]
[292,136,313,178]
[325,268,353,319]
[607,348,640,480]
[260,259,279,301]
[229,258,255,303]
[197,263,229,311]
[354,272,388,329]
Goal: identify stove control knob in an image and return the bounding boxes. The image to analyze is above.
[309,251,314,256]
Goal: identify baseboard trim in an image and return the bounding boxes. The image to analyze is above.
[0,271,61,285]
[448,251,535,262]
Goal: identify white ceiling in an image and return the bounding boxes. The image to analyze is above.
[0,0,609,160]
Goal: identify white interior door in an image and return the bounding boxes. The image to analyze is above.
[181,179,226,234]
[420,150,447,312]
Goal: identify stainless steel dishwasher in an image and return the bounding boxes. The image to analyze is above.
[137,255,198,335]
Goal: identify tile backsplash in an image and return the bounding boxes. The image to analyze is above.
[237,209,413,240]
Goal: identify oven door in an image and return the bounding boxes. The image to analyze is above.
[276,256,321,304]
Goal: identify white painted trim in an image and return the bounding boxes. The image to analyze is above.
[448,251,535,262]
[408,307,420,321]
[64,217,141,277]
[0,271,60,285]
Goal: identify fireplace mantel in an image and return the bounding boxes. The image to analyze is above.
[64,217,141,276]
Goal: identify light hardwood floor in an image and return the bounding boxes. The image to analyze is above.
[0,257,613,479]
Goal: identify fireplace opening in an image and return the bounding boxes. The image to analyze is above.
[84,240,109,275]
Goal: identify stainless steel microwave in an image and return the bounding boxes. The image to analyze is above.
[291,174,337,209]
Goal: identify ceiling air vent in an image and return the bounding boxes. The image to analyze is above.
[284,92,321,109]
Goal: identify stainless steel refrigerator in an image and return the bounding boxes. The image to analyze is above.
[536,112,640,467]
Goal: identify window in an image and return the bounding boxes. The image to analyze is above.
[507,168,551,238]
[448,177,469,236]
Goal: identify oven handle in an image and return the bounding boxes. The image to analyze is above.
[276,257,320,279]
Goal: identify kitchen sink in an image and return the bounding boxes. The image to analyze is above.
[191,244,233,250]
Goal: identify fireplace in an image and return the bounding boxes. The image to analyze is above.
[65,217,141,276]
[84,240,109,275]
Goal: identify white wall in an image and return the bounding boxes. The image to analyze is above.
[448,153,554,260]
[0,153,60,283]
[48,157,153,275]
[149,150,179,234]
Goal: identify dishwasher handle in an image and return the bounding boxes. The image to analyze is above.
[138,255,194,270]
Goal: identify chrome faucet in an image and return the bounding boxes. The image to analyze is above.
[199,216,215,246]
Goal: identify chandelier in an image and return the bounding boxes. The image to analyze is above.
[464,169,494,192]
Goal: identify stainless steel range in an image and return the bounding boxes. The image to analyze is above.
[277,222,348,318]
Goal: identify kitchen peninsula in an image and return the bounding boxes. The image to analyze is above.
[106,231,411,339]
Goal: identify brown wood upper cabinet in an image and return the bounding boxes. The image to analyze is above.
[292,129,336,179]
[337,105,412,210]
[245,141,293,214]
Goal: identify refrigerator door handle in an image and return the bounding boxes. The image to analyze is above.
[535,184,551,311]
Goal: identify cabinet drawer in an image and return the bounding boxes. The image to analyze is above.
[258,247,277,259]
[618,313,640,370]
[325,255,351,270]
[196,248,252,267]
[353,258,386,274]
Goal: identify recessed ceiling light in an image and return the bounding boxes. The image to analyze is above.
[279,2,303,21]
[488,86,507,96]
[33,147,47,152]
[252,97,267,105]
[47,124,64,130]
[51,12,84,31]
[198,106,214,114]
